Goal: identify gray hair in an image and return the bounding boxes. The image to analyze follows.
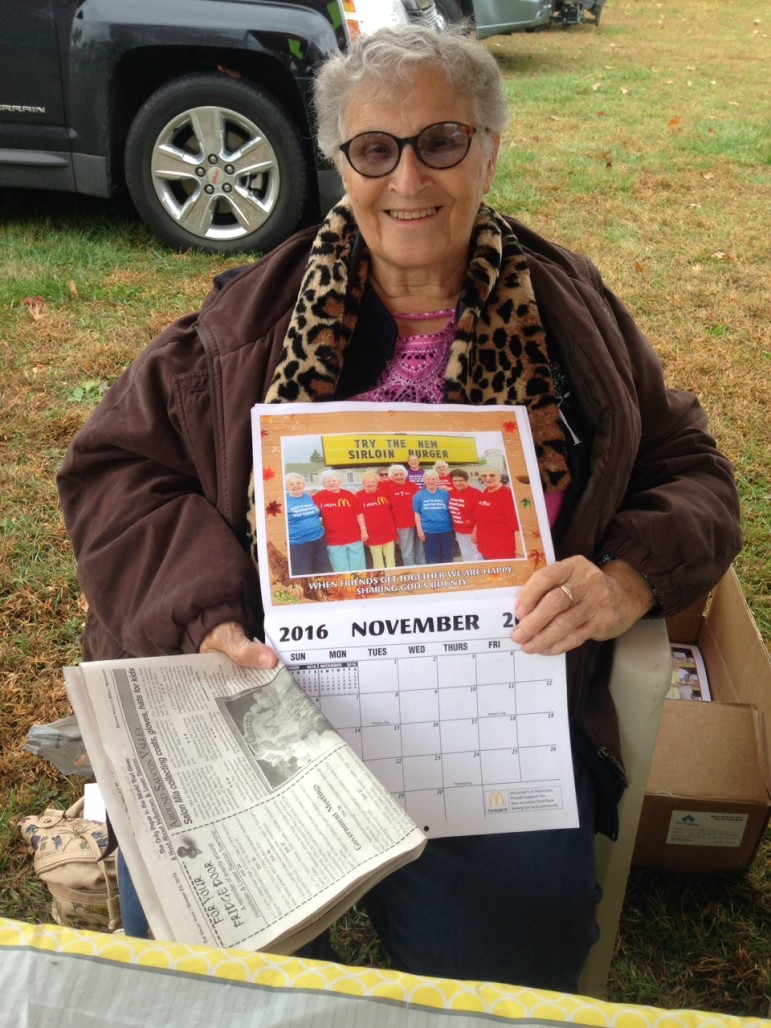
[313,23,509,165]
[319,468,342,485]
[388,464,407,477]
[285,472,306,487]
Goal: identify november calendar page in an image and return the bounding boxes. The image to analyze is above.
[251,402,578,837]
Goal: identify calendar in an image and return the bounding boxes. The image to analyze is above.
[252,402,578,837]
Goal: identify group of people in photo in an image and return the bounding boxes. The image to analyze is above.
[285,458,522,577]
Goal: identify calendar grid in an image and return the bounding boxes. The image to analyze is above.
[288,640,564,834]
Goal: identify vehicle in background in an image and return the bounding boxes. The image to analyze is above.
[0,0,407,255]
[436,0,605,36]
[402,0,446,29]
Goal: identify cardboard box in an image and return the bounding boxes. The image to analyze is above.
[633,568,771,872]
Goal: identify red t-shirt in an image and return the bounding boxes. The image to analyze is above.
[474,487,521,559]
[382,479,419,529]
[313,489,360,545]
[448,485,482,534]
[355,489,398,546]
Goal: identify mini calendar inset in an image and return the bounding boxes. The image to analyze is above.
[252,402,579,837]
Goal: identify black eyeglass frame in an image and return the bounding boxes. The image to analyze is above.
[338,121,481,178]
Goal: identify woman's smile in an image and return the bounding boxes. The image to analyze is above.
[386,206,440,221]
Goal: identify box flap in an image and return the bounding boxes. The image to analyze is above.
[647,701,769,804]
[704,569,771,767]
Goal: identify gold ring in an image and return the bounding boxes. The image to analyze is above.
[559,583,575,607]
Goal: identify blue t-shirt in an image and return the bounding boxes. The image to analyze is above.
[413,489,452,533]
[286,492,325,544]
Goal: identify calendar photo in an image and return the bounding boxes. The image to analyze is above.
[252,402,553,611]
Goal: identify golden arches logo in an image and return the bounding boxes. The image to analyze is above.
[487,791,507,811]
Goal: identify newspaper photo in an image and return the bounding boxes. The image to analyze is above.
[64,655,425,952]
[251,402,579,838]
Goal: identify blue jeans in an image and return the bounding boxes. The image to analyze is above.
[117,851,150,938]
[423,530,455,565]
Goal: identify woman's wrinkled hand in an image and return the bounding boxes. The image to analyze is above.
[200,621,278,669]
[511,556,656,656]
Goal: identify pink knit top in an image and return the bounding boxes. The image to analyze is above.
[355,309,457,405]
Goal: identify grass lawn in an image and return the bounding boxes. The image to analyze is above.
[0,0,768,1016]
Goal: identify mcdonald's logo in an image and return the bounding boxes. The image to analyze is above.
[337,498,351,507]
[487,791,508,812]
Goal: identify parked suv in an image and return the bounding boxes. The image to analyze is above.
[0,0,410,254]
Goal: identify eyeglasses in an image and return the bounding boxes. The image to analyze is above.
[339,122,479,178]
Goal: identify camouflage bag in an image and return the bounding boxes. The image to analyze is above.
[18,796,121,932]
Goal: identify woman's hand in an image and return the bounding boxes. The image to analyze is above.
[200,621,278,669]
[511,556,656,656]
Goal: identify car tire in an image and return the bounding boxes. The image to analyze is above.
[125,72,309,254]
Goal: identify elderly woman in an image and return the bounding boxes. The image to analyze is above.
[413,469,455,565]
[382,463,423,566]
[58,24,740,991]
[312,468,367,572]
[284,473,333,576]
[356,469,398,568]
[472,466,522,560]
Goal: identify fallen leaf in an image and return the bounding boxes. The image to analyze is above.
[713,252,726,260]
[634,261,645,273]
[620,87,629,95]
[668,117,682,128]
[23,296,45,320]
[592,82,602,91]
[69,279,78,299]
[703,172,715,180]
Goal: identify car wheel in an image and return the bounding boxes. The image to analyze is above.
[125,72,309,254]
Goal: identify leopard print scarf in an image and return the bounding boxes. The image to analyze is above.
[263,198,570,493]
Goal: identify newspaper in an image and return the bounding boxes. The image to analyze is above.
[251,402,579,838]
[64,654,426,952]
